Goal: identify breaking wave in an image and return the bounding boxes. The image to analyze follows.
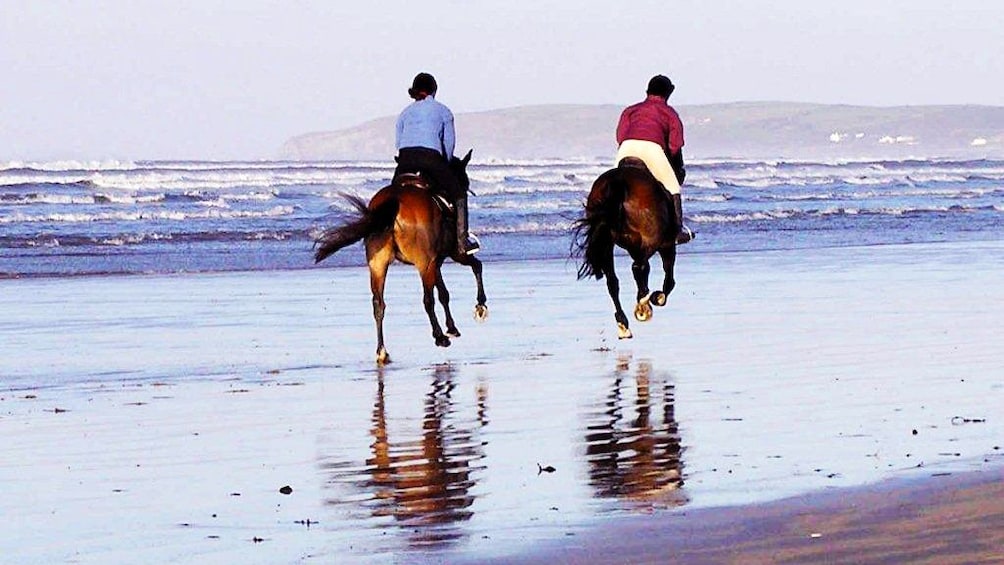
[3,157,1001,277]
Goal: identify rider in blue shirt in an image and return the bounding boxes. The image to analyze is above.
[394,73,478,255]
[396,93,455,159]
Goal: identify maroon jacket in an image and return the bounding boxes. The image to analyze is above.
[616,95,685,155]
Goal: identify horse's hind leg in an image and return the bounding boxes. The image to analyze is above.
[419,261,451,348]
[368,242,393,365]
[631,254,654,322]
[434,263,460,338]
[602,256,632,339]
[650,246,677,308]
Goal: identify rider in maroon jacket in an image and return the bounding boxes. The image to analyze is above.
[616,75,693,244]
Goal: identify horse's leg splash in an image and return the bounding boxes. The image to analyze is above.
[419,261,451,348]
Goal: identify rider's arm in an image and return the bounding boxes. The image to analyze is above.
[441,106,456,159]
[616,108,631,145]
[668,148,686,185]
[666,106,685,155]
[395,111,405,151]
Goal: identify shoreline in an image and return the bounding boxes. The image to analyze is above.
[5,234,1004,281]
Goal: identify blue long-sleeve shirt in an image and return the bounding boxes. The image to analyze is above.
[395,96,456,158]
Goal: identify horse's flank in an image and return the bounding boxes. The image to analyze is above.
[377,184,448,266]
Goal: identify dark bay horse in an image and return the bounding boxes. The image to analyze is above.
[314,150,488,365]
[573,158,680,339]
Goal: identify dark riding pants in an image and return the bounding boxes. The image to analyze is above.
[394,147,464,199]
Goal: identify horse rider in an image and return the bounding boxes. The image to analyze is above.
[394,72,479,255]
[615,75,694,244]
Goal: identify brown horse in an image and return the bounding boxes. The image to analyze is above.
[314,150,488,365]
[573,158,681,339]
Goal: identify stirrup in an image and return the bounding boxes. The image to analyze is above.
[460,233,481,255]
[676,225,695,245]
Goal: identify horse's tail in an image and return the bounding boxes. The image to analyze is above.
[572,170,626,280]
[313,193,398,263]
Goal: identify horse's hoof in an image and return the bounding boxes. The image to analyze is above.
[474,304,489,322]
[650,291,667,307]
[617,323,633,339]
[634,301,653,322]
[376,348,391,366]
[447,327,461,338]
[435,336,452,348]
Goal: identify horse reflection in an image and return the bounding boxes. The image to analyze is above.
[584,358,685,505]
[323,364,488,549]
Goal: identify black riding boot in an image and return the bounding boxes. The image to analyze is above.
[455,196,480,254]
[672,193,694,245]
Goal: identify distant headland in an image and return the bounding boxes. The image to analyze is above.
[278,102,1004,161]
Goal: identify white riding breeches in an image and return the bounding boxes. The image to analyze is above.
[615,139,682,195]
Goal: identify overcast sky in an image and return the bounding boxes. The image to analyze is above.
[2,1,1002,160]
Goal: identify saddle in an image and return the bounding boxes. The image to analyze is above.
[393,172,454,213]
[393,172,430,190]
[617,156,649,170]
[616,157,671,200]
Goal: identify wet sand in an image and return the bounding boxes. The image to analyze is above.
[1,241,1002,563]
[495,467,1004,564]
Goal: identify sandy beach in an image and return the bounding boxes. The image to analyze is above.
[2,240,1003,564]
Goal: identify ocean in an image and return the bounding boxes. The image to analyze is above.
[1,157,1002,277]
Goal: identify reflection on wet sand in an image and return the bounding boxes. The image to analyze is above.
[321,364,488,549]
[584,357,686,506]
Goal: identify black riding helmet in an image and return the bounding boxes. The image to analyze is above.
[408,72,438,99]
[646,75,675,98]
